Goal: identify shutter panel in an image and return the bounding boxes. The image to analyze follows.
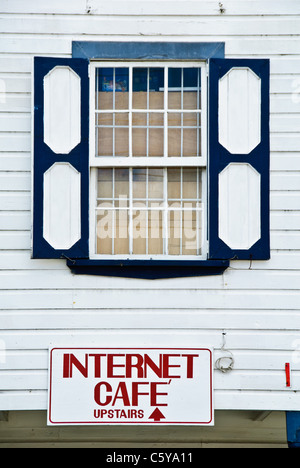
[32,57,89,259]
[208,58,270,260]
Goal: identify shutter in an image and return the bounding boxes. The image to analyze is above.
[208,58,270,260]
[32,57,89,259]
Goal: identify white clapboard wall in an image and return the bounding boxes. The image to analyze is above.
[0,0,300,412]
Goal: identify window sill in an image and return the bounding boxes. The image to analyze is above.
[66,259,229,279]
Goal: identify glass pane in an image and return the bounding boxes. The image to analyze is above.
[98,127,113,156]
[168,128,181,157]
[168,68,181,110]
[133,207,147,254]
[96,210,113,254]
[148,210,164,254]
[97,68,114,110]
[168,209,181,255]
[149,113,164,127]
[132,128,147,157]
[148,169,164,200]
[183,113,198,126]
[183,68,199,110]
[115,68,129,109]
[182,209,197,255]
[183,92,198,110]
[149,128,164,157]
[98,169,113,199]
[182,168,198,199]
[133,113,147,126]
[133,169,147,199]
[168,113,181,127]
[115,169,129,200]
[115,210,129,254]
[115,128,129,157]
[168,168,181,201]
[149,68,164,109]
[115,113,129,126]
[133,68,147,109]
[168,92,181,110]
[183,129,198,157]
[97,113,113,126]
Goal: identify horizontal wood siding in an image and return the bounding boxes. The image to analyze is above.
[0,0,300,412]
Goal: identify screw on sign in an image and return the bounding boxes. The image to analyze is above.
[48,348,214,426]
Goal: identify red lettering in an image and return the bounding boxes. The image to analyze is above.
[182,354,199,378]
[163,354,181,379]
[112,382,131,406]
[89,354,106,378]
[107,354,126,378]
[150,382,168,407]
[94,381,112,406]
[132,382,150,406]
[63,354,70,378]
[144,354,163,378]
[63,353,89,378]
[125,354,144,378]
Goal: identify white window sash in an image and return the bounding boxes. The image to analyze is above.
[89,61,208,260]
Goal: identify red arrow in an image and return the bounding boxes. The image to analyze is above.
[149,408,166,422]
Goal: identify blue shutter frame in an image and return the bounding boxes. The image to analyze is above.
[32,57,89,259]
[209,58,270,261]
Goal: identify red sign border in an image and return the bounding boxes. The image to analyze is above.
[48,347,214,425]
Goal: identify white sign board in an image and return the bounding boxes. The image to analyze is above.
[48,348,214,426]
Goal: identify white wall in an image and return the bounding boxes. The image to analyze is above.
[0,0,300,412]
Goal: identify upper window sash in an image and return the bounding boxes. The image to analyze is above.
[89,61,207,168]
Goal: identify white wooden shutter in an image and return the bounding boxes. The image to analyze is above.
[209,58,270,260]
[32,57,89,259]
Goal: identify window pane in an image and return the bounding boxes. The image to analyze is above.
[132,113,147,126]
[115,169,129,200]
[98,127,113,156]
[115,68,129,109]
[183,129,198,157]
[148,210,164,254]
[149,128,164,157]
[115,210,129,254]
[168,68,181,110]
[149,113,164,127]
[98,169,113,199]
[97,113,113,126]
[133,207,147,254]
[182,209,198,255]
[97,68,114,110]
[183,68,200,110]
[115,128,129,157]
[132,128,147,157]
[168,168,181,201]
[133,68,147,109]
[182,168,198,199]
[96,209,113,254]
[168,208,181,255]
[149,68,164,110]
[133,169,147,199]
[148,169,164,200]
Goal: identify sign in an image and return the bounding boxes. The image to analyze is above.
[48,348,214,426]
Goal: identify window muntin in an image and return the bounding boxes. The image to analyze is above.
[90,62,207,259]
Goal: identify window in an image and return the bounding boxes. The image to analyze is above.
[89,63,207,259]
[32,43,270,278]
